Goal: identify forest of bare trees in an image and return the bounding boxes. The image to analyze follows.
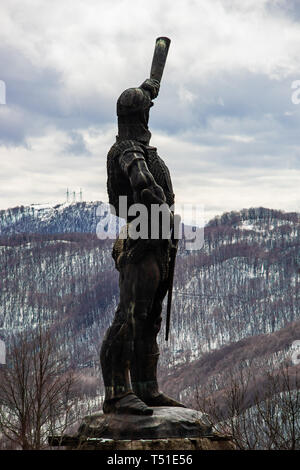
[0,205,299,450]
[0,327,81,449]
[195,361,300,450]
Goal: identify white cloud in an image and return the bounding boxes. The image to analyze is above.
[0,0,300,218]
[0,127,113,209]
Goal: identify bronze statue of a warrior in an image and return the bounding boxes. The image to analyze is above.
[100,37,184,415]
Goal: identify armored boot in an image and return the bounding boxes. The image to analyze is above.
[103,391,153,415]
[131,340,186,408]
[100,321,153,416]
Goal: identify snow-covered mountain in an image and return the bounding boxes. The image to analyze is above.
[0,201,122,236]
[0,203,299,403]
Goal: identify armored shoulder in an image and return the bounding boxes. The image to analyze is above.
[120,142,146,176]
[108,140,145,158]
[108,140,146,176]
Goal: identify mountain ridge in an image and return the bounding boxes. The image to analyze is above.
[0,202,299,405]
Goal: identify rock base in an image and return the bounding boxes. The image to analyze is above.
[49,406,235,450]
[77,406,212,440]
[50,435,235,450]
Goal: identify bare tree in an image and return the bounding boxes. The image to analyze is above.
[0,327,78,449]
[195,361,300,450]
[254,364,300,450]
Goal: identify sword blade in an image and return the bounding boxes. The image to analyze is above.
[150,37,171,84]
[165,243,177,341]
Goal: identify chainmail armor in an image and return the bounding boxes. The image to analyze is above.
[107,139,175,280]
[107,139,175,216]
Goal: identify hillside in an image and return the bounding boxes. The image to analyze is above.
[0,203,300,404]
[0,201,121,236]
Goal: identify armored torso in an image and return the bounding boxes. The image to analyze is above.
[107,139,175,220]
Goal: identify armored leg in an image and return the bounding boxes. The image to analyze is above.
[100,253,160,414]
[100,306,133,402]
[131,278,186,408]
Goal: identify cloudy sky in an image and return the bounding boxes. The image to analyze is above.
[1,0,300,222]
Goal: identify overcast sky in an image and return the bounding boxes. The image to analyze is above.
[1,0,300,222]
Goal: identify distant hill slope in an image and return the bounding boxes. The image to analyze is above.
[160,318,300,407]
[0,204,299,401]
[0,201,121,236]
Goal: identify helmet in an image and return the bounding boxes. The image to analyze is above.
[116,80,159,144]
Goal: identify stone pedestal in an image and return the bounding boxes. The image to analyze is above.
[50,435,235,450]
[49,407,235,450]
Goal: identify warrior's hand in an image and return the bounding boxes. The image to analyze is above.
[140,78,160,99]
[140,185,166,206]
[141,187,173,227]
[129,162,166,205]
[119,147,168,207]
